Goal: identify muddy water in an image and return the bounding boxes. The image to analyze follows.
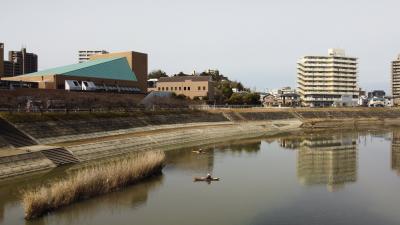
[1,128,400,225]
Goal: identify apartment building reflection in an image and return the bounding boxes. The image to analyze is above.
[218,139,261,155]
[283,134,358,192]
[391,130,400,175]
[166,148,214,173]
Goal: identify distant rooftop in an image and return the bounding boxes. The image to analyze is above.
[158,76,211,82]
[13,57,137,81]
[328,48,345,57]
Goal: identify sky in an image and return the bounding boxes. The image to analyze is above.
[1,0,399,93]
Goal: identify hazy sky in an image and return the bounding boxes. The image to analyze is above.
[1,0,399,92]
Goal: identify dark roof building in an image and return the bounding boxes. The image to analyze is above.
[0,44,38,77]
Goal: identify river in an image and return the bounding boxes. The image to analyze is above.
[1,128,400,225]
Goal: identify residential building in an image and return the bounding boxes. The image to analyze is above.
[262,87,300,107]
[392,55,400,105]
[368,90,385,98]
[148,76,214,100]
[8,48,38,75]
[297,49,358,107]
[0,43,4,76]
[90,51,148,93]
[78,50,108,63]
[1,57,141,92]
[0,43,38,77]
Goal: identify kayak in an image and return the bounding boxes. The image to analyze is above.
[192,150,205,154]
[194,177,220,182]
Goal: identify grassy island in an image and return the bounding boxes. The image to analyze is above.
[22,151,165,219]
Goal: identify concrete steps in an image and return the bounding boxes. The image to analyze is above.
[0,118,37,147]
[40,148,80,166]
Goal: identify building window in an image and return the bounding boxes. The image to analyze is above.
[198,86,201,90]
[203,86,206,90]
[179,87,181,90]
[188,87,190,91]
[184,87,186,91]
[158,87,160,90]
[162,87,164,91]
[175,87,177,90]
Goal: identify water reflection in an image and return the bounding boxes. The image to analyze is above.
[26,175,164,225]
[217,139,261,154]
[166,148,215,173]
[166,139,261,174]
[280,134,358,192]
[392,130,400,176]
[3,130,400,225]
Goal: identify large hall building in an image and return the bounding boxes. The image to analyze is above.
[1,51,148,94]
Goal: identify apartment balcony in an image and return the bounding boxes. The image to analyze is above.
[302,97,341,101]
[298,62,357,67]
[297,67,357,73]
[298,78,357,83]
[302,57,356,62]
[303,91,359,96]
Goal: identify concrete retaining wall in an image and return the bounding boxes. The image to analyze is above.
[10,112,228,144]
[67,120,302,162]
[0,152,55,179]
[3,108,400,179]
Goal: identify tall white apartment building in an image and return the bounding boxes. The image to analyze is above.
[392,55,400,105]
[78,50,108,63]
[297,49,358,107]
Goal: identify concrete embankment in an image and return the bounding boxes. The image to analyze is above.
[1,108,400,179]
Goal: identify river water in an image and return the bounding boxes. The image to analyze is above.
[1,128,400,225]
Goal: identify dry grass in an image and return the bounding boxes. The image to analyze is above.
[22,151,165,220]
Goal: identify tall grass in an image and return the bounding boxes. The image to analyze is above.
[22,151,165,220]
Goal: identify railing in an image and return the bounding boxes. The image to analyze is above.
[0,107,195,113]
[189,105,264,110]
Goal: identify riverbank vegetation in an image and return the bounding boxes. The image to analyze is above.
[22,151,165,219]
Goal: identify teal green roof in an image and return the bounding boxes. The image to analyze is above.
[18,57,137,81]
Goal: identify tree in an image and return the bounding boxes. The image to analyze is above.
[148,70,168,79]
[200,70,227,82]
[227,92,261,105]
[243,93,261,105]
[227,93,243,105]
[174,72,189,77]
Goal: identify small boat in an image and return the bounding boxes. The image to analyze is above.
[194,177,220,182]
[192,149,205,154]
